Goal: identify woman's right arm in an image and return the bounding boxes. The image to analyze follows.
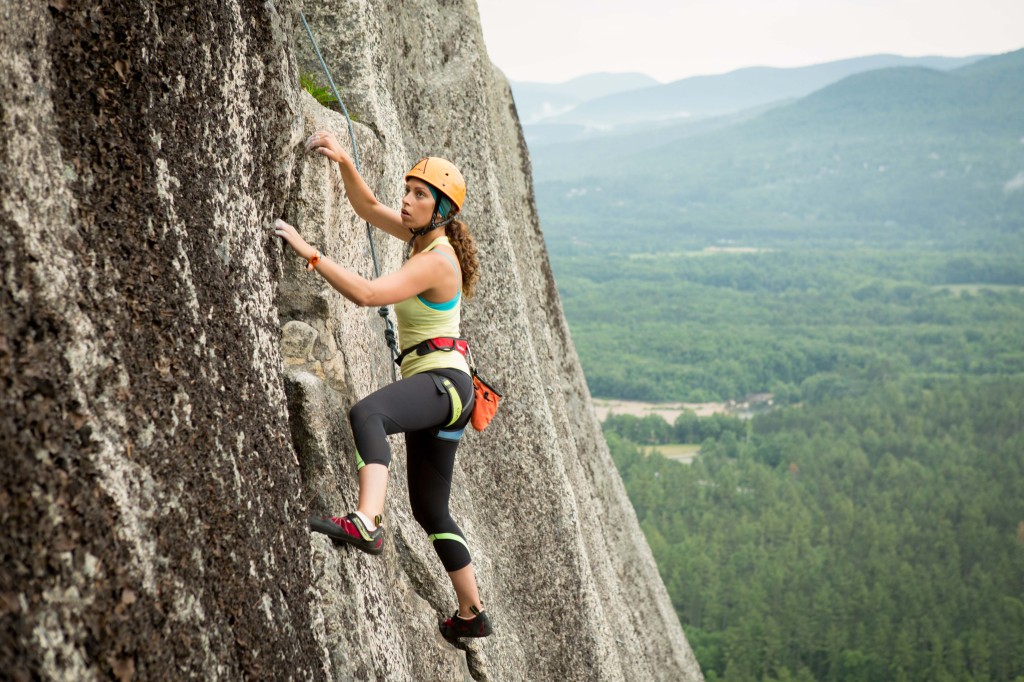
[271,219,451,307]
[305,130,409,241]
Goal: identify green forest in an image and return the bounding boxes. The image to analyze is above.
[604,379,1024,682]
[568,245,1024,681]
[530,50,1024,682]
[556,248,1024,404]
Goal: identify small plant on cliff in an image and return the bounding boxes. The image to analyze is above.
[300,71,339,109]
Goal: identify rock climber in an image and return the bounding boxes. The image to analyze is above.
[272,130,491,641]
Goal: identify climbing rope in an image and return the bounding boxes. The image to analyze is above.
[300,12,399,382]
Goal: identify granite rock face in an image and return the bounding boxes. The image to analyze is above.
[1,1,702,680]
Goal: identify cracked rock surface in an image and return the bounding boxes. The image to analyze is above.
[1,1,702,680]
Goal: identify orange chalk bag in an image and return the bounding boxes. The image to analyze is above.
[470,370,502,432]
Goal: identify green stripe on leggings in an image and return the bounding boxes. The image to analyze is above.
[440,378,462,427]
[429,532,469,550]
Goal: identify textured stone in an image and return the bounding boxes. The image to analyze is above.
[1,1,702,680]
[281,320,319,365]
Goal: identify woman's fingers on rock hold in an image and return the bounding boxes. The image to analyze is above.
[305,130,335,151]
[272,218,293,237]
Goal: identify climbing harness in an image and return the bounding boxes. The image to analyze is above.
[300,12,400,381]
[395,337,473,439]
[395,337,502,433]
[428,373,466,438]
[393,336,469,367]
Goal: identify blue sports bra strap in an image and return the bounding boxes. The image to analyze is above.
[427,247,459,274]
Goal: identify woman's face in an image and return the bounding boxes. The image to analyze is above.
[402,178,436,229]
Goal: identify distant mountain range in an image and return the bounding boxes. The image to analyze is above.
[512,54,987,146]
[528,49,1024,253]
[510,72,659,124]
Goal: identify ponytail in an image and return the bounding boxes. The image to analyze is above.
[445,219,479,300]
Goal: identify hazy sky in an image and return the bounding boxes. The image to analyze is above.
[476,0,1024,84]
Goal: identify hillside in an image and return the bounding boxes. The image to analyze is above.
[533,49,1024,253]
[534,54,984,130]
[525,48,1024,682]
[511,72,659,123]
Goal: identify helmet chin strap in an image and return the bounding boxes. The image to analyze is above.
[407,209,454,243]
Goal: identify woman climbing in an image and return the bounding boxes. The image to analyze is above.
[272,130,491,641]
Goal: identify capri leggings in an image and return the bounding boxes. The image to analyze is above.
[348,367,475,572]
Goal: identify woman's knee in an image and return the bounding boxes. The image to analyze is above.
[410,495,450,531]
[350,399,391,440]
[348,399,372,428]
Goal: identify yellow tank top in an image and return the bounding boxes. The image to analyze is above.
[394,236,471,379]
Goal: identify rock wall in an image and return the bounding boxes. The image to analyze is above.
[0,1,702,680]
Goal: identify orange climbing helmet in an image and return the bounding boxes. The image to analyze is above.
[406,157,466,212]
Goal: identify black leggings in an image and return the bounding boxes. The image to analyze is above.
[348,367,474,572]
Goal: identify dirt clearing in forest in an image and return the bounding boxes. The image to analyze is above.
[592,399,730,424]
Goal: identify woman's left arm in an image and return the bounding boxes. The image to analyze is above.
[271,219,442,307]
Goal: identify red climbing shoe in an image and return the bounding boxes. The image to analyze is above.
[439,605,493,640]
[309,513,384,555]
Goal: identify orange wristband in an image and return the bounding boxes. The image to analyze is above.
[306,251,321,271]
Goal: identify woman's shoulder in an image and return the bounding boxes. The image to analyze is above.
[419,238,458,264]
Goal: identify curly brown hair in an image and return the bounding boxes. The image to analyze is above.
[445,219,479,299]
